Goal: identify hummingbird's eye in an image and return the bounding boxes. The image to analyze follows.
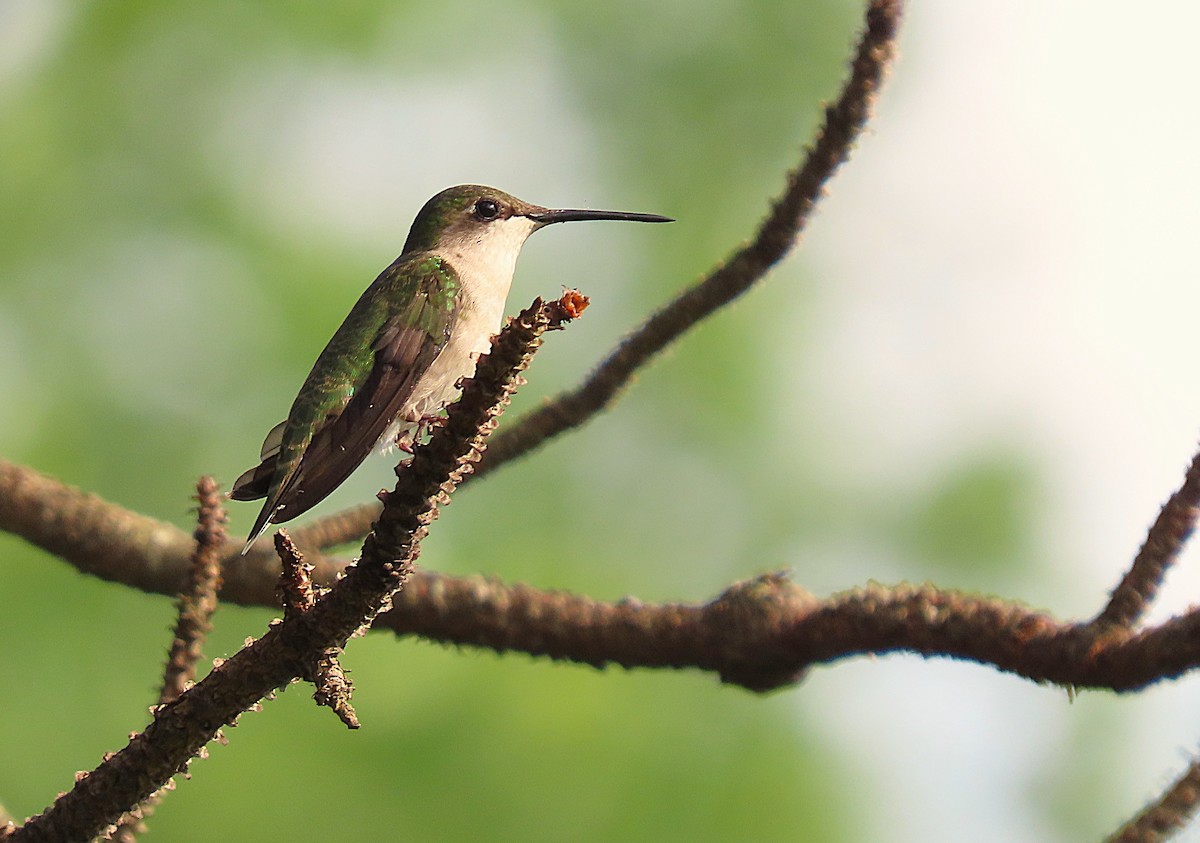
[473,198,501,221]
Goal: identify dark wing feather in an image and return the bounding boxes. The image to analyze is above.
[229,458,275,501]
[228,420,287,501]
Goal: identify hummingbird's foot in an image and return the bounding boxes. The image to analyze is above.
[393,414,447,454]
[413,413,447,442]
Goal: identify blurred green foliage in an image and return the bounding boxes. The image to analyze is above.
[0,2,1048,841]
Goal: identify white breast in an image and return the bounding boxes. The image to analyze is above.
[380,214,539,449]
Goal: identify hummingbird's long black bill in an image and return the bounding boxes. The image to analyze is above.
[528,208,674,225]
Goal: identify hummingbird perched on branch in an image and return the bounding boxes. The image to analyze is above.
[231,184,672,553]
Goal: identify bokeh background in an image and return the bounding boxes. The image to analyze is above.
[4,1,1200,840]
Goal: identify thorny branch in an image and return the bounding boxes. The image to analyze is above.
[110,476,228,842]
[161,476,227,704]
[5,297,565,843]
[1107,757,1200,843]
[11,449,1200,695]
[1092,449,1200,630]
[272,529,358,728]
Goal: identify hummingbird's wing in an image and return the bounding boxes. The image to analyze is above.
[234,257,459,551]
[283,311,451,510]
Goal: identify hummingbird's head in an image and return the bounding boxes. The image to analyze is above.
[403,184,673,257]
[403,185,539,257]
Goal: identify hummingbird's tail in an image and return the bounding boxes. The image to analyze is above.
[230,453,283,554]
[239,506,279,555]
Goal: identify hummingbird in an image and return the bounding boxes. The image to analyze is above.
[231,184,672,553]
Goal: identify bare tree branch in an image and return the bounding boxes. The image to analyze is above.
[1092,447,1200,630]
[14,442,1200,696]
[377,567,1200,695]
[1106,754,1200,842]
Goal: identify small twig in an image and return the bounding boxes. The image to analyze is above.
[311,651,358,729]
[275,529,317,618]
[109,476,227,842]
[8,296,566,843]
[1106,754,1200,843]
[1092,446,1200,630]
[161,476,227,702]
[273,529,355,726]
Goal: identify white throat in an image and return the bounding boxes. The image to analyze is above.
[440,215,540,298]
